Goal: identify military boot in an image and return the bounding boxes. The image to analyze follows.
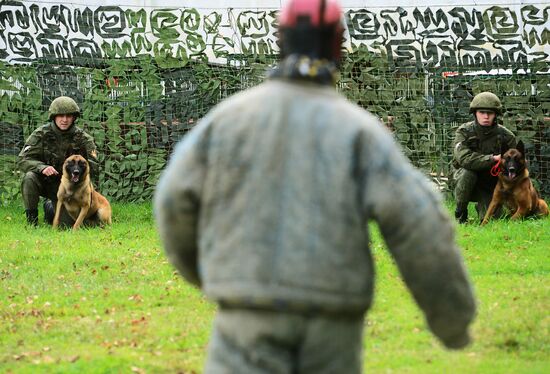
[25,209,39,226]
[43,199,55,225]
[454,203,468,224]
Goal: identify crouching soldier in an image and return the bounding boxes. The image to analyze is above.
[17,96,98,226]
[452,92,516,223]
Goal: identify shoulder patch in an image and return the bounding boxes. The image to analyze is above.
[26,139,39,147]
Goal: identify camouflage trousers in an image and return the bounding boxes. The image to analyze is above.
[204,308,364,374]
[21,171,73,225]
[453,168,502,220]
[21,171,60,210]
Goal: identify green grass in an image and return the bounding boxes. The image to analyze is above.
[0,203,548,373]
[0,155,20,206]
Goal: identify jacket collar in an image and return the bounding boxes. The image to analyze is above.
[50,121,76,136]
[473,120,498,138]
[268,55,339,86]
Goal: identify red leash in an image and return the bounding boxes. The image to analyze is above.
[490,160,502,176]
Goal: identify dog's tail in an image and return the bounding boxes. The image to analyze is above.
[536,198,549,217]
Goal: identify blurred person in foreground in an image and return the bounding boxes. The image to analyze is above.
[155,0,476,372]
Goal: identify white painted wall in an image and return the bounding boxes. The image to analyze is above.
[0,0,547,65]
[27,0,546,7]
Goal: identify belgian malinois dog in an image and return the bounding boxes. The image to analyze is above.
[481,140,549,225]
[53,153,112,230]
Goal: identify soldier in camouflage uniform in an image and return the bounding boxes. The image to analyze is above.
[155,1,476,372]
[452,92,516,223]
[18,96,98,226]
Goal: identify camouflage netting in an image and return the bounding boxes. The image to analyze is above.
[0,2,548,205]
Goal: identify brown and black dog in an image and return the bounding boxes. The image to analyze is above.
[53,154,112,230]
[481,140,549,225]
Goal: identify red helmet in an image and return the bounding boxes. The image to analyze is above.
[278,0,344,62]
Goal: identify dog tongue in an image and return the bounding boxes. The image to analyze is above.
[71,175,80,183]
[509,172,516,179]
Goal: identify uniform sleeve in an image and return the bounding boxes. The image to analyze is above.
[17,129,48,174]
[154,123,210,288]
[452,127,493,171]
[361,129,477,349]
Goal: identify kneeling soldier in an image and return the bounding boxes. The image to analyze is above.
[18,96,98,226]
[452,92,516,223]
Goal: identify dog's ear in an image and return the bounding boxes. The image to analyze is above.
[77,147,89,160]
[65,147,78,159]
[516,140,525,155]
[66,146,88,160]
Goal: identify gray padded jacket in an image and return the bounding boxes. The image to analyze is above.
[155,78,476,348]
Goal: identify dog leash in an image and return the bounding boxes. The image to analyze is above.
[490,160,502,176]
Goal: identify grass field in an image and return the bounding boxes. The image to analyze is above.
[0,202,548,373]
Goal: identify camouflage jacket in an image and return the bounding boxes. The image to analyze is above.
[155,78,477,348]
[452,120,516,171]
[18,123,98,178]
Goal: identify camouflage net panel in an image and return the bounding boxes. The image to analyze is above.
[0,2,548,205]
[340,48,549,196]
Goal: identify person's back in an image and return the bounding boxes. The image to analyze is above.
[196,78,384,311]
[155,1,476,372]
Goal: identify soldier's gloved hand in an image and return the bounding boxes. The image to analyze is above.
[42,166,59,177]
[441,330,471,350]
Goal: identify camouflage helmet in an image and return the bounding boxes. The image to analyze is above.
[48,96,80,120]
[469,92,503,115]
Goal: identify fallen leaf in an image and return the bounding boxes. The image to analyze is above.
[131,316,147,325]
[128,294,143,303]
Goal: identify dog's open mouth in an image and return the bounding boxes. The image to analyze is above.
[506,170,516,180]
[71,172,80,183]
